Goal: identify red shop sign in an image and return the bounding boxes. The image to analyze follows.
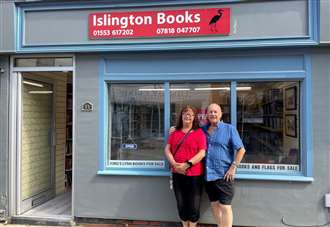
[89,8,230,39]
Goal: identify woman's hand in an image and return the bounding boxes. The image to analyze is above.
[174,162,188,175]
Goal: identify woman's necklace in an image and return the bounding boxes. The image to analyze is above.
[182,127,192,134]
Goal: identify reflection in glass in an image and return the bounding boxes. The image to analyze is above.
[109,84,164,161]
[170,83,231,127]
[237,82,300,171]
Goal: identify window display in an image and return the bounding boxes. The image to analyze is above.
[108,84,164,168]
[237,82,300,173]
[107,81,301,174]
[170,83,230,126]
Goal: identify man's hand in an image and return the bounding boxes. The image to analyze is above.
[224,165,237,182]
[169,126,176,134]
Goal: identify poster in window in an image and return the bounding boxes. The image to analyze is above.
[285,86,297,110]
[285,114,297,138]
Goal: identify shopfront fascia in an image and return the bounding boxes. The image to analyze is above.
[16,0,319,53]
[15,0,318,182]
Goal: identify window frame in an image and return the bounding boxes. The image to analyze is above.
[97,55,313,182]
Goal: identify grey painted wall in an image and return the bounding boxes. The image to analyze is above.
[24,1,307,46]
[74,49,330,226]
[0,56,9,218]
[0,2,15,52]
[320,0,330,43]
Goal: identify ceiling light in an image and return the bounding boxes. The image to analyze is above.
[237,87,252,91]
[23,80,44,88]
[194,87,252,91]
[29,91,53,94]
[194,87,229,91]
[138,88,191,91]
[138,88,164,91]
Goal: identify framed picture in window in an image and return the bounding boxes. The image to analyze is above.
[285,114,297,138]
[285,86,297,110]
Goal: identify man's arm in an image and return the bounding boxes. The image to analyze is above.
[224,147,246,182]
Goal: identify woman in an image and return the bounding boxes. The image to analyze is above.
[164,105,207,227]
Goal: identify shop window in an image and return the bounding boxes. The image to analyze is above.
[108,84,165,168]
[105,80,306,177]
[237,81,300,174]
[107,82,231,169]
[170,83,230,125]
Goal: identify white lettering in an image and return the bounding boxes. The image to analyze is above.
[176,14,185,23]
[184,11,193,23]
[93,13,153,28]
[157,11,201,25]
[194,13,201,23]
[157,12,166,24]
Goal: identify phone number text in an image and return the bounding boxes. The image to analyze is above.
[156,27,201,35]
[92,29,134,36]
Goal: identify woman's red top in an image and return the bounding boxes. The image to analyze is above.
[167,128,207,176]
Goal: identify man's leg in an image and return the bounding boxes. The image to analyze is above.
[210,201,222,227]
[181,221,189,227]
[188,221,197,227]
[219,203,233,227]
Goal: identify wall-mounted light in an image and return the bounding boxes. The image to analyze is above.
[23,80,44,88]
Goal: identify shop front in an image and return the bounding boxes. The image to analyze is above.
[1,0,329,226]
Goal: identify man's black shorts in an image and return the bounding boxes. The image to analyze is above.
[205,179,234,205]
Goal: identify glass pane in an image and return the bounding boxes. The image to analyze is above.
[109,84,164,162]
[21,78,53,200]
[237,81,300,173]
[15,57,73,67]
[170,83,230,127]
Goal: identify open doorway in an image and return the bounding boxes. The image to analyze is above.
[16,71,73,220]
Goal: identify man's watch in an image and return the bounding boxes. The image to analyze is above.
[232,161,238,167]
[186,160,193,168]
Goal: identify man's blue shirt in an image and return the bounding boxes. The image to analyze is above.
[202,121,244,181]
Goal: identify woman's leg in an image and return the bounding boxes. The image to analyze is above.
[173,174,189,223]
[186,175,203,224]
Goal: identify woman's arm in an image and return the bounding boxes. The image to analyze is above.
[164,144,177,167]
[183,149,206,169]
[165,144,187,175]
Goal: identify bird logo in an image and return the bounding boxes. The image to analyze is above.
[209,9,224,32]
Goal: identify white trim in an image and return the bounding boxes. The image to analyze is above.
[16,74,22,214]
[8,71,18,216]
[71,54,76,221]
[13,67,74,72]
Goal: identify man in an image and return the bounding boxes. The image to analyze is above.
[202,103,246,227]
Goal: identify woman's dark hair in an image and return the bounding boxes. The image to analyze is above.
[175,105,200,130]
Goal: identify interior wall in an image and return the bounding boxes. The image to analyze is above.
[24,72,68,195]
[21,78,53,200]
